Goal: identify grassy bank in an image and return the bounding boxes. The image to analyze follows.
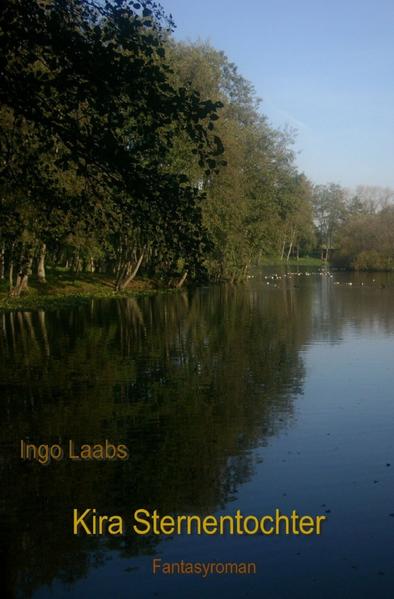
[0,269,159,312]
[260,255,324,267]
[0,257,326,311]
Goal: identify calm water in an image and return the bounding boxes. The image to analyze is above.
[1,268,394,599]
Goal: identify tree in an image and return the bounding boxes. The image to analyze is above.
[312,183,347,261]
[168,41,314,280]
[337,206,394,270]
[0,0,223,294]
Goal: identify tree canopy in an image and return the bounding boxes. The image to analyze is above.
[7,0,386,298]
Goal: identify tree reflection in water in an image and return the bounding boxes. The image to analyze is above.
[1,277,314,597]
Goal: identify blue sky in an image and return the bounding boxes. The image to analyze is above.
[161,0,394,188]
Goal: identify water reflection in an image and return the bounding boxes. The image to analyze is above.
[1,269,394,598]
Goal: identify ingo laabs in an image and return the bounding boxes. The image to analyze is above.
[20,439,129,464]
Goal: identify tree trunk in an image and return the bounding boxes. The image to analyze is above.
[11,274,29,297]
[116,251,144,291]
[280,238,286,260]
[0,242,5,280]
[8,260,14,293]
[286,230,295,262]
[88,256,95,273]
[176,271,188,288]
[10,248,33,297]
[71,252,82,272]
[37,242,46,283]
[115,261,129,289]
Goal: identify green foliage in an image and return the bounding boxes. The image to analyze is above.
[167,42,315,280]
[336,207,394,270]
[0,2,316,293]
[312,183,347,260]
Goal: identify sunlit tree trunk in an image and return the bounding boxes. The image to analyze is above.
[37,242,46,283]
[116,250,144,291]
[176,271,188,288]
[286,230,295,262]
[87,256,95,272]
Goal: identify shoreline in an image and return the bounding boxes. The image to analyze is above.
[0,258,324,312]
[0,272,168,312]
[2,260,391,312]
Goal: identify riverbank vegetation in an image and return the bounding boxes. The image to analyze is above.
[1,0,394,306]
[313,184,394,270]
[0,267,161,311]
[0,0,316,299]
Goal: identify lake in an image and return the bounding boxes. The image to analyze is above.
[2,267,394,598]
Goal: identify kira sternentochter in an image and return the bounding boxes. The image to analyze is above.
[72,508,327,536]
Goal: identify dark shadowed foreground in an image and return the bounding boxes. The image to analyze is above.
[1,267,394,599]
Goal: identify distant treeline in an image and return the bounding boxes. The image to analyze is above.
[312,184,394,269]
[1,1,393,298]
